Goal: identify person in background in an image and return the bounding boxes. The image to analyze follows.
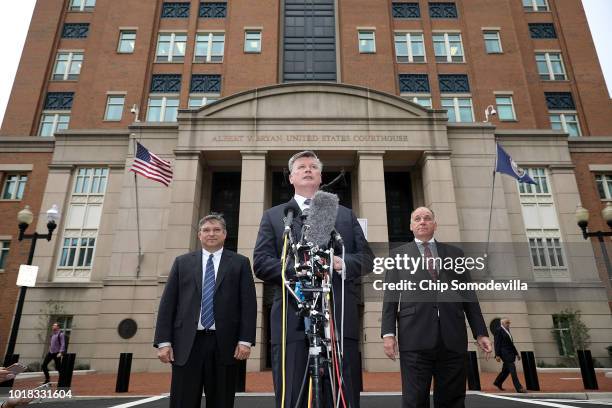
[494,318,526,393]
[41,322,65,384]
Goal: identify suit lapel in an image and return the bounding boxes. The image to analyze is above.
[215,250,232,291]
[192,250,204,298]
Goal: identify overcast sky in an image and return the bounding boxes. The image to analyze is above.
[0,0,610,125]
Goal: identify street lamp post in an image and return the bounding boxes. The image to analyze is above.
[2,205,60,367]
[575,202,612,281]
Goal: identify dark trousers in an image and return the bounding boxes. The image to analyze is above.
[42,352,62,382]
[170,331,237,408]
[271,338,360,408]
[494,360,523,391]
[399,335,466,408]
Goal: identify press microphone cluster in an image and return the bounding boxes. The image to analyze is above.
[304,191,339,247]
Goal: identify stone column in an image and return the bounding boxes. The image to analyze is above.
[161,152,203,271]
[356,151,391,371]
[237,151,267,371]
[420,152,461,242]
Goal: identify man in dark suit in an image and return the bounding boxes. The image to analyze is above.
[381,206,492,408]
[253,150,374,408]
[494,318,526,393]
[154,214,257,408]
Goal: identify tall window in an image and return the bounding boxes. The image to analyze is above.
[518,168,567,277]
[39,113,70,137]
[483,30,502,54]
[156,33,187,62]
[536,52,566,81]
[549,112,581,137]
[52,52,83,80]
[441,97,473,122]
[244,30,262,53]
[552,314,574,357]
[523,0,548,11]
[195,32,225,62]
[433,32,464,62]
[56,168,108,281]
[147,97,179,122]
[0,241,9,271]
[394,32,425,63]
[2,174,28,200]
[595,174,612,200]
[358,31,376,53]
[117,30,136,53]
[495,95,516,121]
[69,0,95,11]
[104,95,125,121]
[528,237,564,268]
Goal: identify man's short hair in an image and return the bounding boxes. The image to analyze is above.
[410,206,435,221]
[288,150,323,174]
[198,213,227,231]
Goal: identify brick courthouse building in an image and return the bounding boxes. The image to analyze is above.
[0,0,611,372]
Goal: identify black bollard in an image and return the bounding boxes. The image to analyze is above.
[577,350,598,390]
[115,353,133,393]
[235,359,246,392]
[520,351,540,391]
[57,353,76,388]
[0,354,19,390]
[466,351,481,391]
[358,351,364,392]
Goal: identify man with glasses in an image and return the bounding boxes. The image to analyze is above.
[154,214,257,408]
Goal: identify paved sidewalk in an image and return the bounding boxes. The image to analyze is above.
[9,371,611,396]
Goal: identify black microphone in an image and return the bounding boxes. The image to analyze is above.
[283,202,300,234]
[305,191,339,247]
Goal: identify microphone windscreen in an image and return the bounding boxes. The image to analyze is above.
[305,191,339,247]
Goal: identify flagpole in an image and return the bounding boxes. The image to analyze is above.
[133,139,143,278]
[485,169,496,259]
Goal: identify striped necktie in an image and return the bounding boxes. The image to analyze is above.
[422,242,438,280]
[200,254,216,329]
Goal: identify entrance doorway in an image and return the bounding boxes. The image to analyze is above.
[385,172,414,245]
[210,172,241,252]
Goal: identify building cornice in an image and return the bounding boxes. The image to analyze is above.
[0,136,55,152]
[568,136,612,153]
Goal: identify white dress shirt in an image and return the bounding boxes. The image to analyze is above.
[157,247,251,349]
[383,237,437,338]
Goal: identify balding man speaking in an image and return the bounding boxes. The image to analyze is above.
[381,206,492,408]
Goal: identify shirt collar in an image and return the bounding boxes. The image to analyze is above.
[202,247,224,259]
[294,194,313,211]
[414,237,435,245]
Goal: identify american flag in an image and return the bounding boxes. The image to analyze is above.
[130,142,173,186]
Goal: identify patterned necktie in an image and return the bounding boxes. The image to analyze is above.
[422,242,438,280]
[200,254,216,329]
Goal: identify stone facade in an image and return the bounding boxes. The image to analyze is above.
[7,84,611,373]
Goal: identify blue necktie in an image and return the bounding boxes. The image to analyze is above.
[304,198,311,207]
[200,254,216,329]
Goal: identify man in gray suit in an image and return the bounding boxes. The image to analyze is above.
[154,214,257,408]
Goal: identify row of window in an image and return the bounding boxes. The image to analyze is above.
[2,168,610,277]
[67,0,552,16]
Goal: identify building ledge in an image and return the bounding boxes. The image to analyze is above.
[0,136,55,152]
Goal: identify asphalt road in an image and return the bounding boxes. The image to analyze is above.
[28,394,612,408]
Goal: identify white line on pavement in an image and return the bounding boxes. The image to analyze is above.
[108,395,167,407]
[541,400,612,406]
[479,394,582,407]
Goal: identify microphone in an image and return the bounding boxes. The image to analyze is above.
[283,202,300,233]
[304,191,339,247]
